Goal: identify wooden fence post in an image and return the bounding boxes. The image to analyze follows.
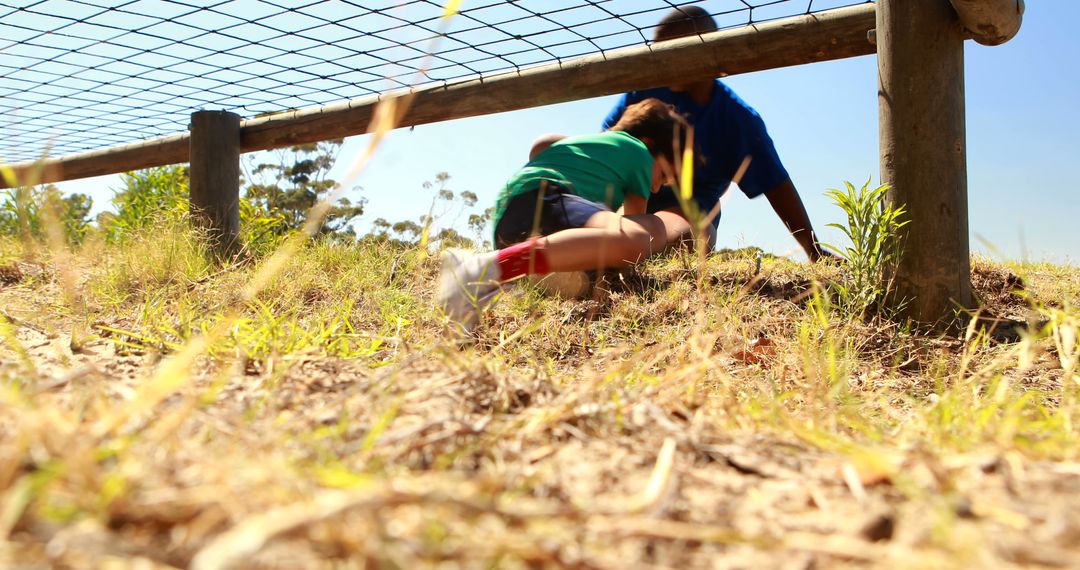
[189,110,241,257]
[877,0,972,325]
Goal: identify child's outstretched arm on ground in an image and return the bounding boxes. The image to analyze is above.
[764,179,835,262]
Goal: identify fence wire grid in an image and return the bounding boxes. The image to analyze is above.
[1,0,870,164]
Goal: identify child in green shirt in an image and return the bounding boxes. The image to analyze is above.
[438,98,688,333]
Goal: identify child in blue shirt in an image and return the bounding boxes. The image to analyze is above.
[534,6,833,262]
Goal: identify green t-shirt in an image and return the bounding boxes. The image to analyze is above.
[492,131,653,232]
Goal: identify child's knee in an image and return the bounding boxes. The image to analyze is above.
[620,225,655,262]
[625,213,667,249]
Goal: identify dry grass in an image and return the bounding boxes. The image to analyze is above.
[1,234,1078,569]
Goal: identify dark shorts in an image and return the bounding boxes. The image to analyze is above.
[646,186,723,229]
[493,182,611,248]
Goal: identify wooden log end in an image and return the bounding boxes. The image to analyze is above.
[950,0,1025,46]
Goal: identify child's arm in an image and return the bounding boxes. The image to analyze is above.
[617,143,655,216]
[764,179,835,262]
[620,194,648,216]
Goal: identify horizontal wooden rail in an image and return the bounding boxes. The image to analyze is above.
[4,133,190,189]
[3,3,877,189]
[949,0,1024,46]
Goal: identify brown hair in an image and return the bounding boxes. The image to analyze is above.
[609,98,690,163]
[654,5,718,42]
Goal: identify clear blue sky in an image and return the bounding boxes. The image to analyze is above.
[57,1,1079,263]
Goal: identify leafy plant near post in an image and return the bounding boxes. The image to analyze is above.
[103,165,190,242]
[239,199,290,256]
[822,179,909,317]
[105,163,300,255]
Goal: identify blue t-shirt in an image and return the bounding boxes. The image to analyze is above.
[602,80,790,212]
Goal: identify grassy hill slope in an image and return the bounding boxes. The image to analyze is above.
[1,232,1077,569]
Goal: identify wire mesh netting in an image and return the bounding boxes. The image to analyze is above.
[1,0,870,163]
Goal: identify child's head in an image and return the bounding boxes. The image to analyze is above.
[653,6,718,42]
[609,98,690,165]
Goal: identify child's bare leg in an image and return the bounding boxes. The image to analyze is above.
[438,212,664,329]
[654,208,716,251]
[537,211,665,272]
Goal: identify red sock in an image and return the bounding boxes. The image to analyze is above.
[496,238,551,279]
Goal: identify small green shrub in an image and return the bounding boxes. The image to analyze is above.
[105,166,190,242]
[822,179,909,317]
[239,198,291,256]
[0,185,93,245]
[105,164,292,256]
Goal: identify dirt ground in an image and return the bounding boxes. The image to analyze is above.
[2,259,1079,569]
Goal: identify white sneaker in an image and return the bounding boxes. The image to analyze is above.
[437,249,503,333]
